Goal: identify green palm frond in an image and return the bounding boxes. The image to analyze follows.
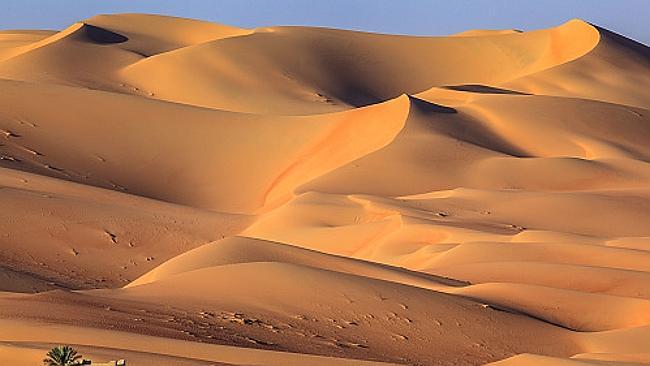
[42,345,83,366]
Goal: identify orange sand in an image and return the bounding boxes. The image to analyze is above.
[0,13,649,366]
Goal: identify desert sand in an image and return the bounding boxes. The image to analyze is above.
[0,13,649,366]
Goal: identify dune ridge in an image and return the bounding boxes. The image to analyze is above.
[1,13,649,366]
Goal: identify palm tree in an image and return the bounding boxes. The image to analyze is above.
[42,345,83,366]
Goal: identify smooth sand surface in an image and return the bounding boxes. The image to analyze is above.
[0,13,649,365]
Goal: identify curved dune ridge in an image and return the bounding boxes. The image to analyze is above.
[0,12,649,366]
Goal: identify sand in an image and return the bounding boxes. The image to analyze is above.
[0,13,649,366]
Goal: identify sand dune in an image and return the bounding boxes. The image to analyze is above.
[128,236,466,290]
[0,79,408,212]
[116,19,599,114]
[0,166,250,292]
[1,12,649,366]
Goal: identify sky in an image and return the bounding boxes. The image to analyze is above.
[2,0,649,45]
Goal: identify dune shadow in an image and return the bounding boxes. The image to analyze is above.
[443,84,531,95]
[595,24,650,58]
[82,23,128,44]
[409,96,531,158]
[409,96,458,113]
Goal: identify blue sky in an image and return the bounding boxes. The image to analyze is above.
[2,0,649,44]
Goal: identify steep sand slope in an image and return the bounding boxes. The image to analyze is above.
[0,79,408,213]
[1,12,649,366]
[0,30,54,60]
[505,25,650,108]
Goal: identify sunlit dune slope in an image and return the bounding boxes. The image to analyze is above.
[1,12,650,366]
[505,25,650,108]
[128,236,466,290]
[0,166,250,292]
[0,261,577,366]
[86,13,252,55]
[119,18,598,113]
[0,30,54,60]
[0,80,408,213]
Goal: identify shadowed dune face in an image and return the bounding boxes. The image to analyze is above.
[1,12,650,366]
[442,85,531,95]
[81,24,129,44]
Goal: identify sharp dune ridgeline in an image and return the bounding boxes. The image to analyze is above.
[0,13,649,366]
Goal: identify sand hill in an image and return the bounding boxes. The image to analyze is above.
[0,13,649,366]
